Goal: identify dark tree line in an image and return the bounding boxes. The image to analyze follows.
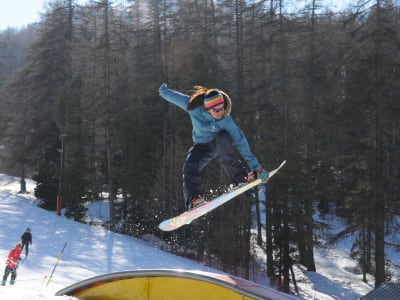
[0,0,399,291]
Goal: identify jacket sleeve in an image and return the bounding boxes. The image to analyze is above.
[224,118,262,171]
[159,84,190,110]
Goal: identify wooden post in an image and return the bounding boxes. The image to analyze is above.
[56,195,62,216]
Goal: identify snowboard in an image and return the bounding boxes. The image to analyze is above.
[159,160,286,232]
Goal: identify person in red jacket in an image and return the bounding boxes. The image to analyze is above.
[1,243,22,286]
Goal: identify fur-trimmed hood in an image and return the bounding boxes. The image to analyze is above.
[217,89,232,116]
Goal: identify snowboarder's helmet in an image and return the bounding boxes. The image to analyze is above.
[26,228,30,232]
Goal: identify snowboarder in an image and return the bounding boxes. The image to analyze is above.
[21,228,32,258]
[159,83,268,210]
[1,243,22,286]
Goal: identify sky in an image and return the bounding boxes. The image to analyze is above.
[0,0,47,30]
[0,0,357,31]
[0,0,86,31]
[0,173,391,299]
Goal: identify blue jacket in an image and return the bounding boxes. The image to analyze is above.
[159,84,261,171]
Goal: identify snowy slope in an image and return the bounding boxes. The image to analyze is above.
[0,174,381,299]
[0,175,226,299]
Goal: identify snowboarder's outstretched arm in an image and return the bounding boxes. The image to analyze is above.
[159,83,190,110]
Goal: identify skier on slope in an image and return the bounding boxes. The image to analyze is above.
[21,228,32,259]
[1,243,22,286]
[159,83,268,210]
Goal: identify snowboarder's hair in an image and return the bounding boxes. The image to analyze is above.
[186,86,230,112]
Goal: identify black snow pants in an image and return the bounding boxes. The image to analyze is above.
[2,266,17,283]
[182,131,248,208]
[21,242,30,257]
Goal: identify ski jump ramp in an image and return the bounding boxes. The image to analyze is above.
[56,269,301,300]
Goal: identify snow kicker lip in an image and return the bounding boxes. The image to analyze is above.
[56,269,301,300]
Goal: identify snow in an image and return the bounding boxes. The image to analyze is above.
[0,173,393,299]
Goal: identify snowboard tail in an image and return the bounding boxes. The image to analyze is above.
[159,160,286,232]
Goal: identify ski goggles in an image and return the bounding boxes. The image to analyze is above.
[210,105,225,113]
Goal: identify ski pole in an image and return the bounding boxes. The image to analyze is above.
[46,242,67,287]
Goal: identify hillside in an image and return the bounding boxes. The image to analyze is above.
[0,174,385,299]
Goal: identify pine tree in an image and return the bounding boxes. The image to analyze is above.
[33,123,60,211]
[56,76,87,221]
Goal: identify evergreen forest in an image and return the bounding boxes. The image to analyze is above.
[0,0,399,293]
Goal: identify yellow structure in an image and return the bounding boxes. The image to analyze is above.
[56,269,301,300]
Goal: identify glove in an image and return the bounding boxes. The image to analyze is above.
[159,83,168,94]
[247,171,257,183]
[246,168,268,182]
[257,168,269,181]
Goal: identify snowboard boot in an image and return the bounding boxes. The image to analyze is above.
[189,195,207,210]
[1,280,5,286]
[10,280,14,285]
